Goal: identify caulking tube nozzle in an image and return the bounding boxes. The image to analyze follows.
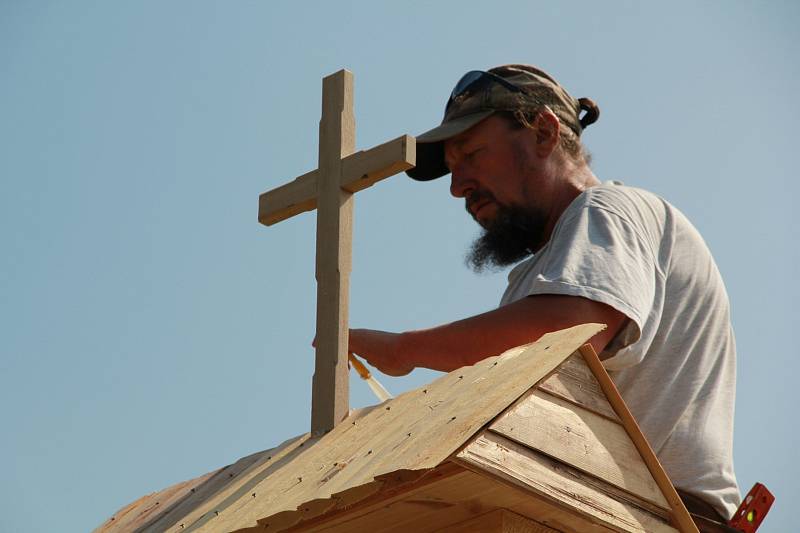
[349,352,393,402]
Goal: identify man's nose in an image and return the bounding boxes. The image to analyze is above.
[450,169,475,199]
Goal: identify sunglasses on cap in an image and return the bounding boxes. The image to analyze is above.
[445,70,525,115]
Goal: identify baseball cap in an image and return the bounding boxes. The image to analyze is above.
[406,64,599,181]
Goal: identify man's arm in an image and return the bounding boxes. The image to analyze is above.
[349,294,627,376]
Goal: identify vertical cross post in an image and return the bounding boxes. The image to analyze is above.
[312,71,354,434]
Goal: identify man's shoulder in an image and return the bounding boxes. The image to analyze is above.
[567,181,668,223]
[581,181,663,208]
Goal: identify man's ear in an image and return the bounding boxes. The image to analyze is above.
[531,108,561,157]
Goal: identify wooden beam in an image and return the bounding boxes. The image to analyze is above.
[311,70,354,435]
[258,135,415,226]
[578,344,699,533]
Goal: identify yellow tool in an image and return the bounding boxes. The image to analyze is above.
[348,352,393,402]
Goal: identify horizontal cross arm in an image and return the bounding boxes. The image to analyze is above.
[258,168,317,227]
[340,134,416,195]
[259,135,416,226]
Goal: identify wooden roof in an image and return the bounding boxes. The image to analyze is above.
[95,323,698,532]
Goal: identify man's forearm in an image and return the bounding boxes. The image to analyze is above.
[396,295,626,373]
[398,302,547,372]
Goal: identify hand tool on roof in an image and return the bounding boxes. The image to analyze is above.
[348,352,393,402]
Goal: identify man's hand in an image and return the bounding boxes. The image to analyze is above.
[348,329,414,377]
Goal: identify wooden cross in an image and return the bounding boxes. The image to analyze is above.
[258,69,416,435]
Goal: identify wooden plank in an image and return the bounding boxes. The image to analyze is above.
[578,345,699,533]
[258,135,415,226]
[538,352,620,422]
[311,69,354,435]
[489,388,669,511]
[182,325,604,533]
[456,432,677,533]
[438,509,561,533]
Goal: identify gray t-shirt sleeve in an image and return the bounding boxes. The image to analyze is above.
[524,202,657,365]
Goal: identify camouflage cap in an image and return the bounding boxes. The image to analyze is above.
[407,64,599,181]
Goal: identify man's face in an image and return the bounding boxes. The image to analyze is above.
[444,115,533,227]
[444,114,552,271]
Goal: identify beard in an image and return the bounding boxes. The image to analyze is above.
[465,197,549,273]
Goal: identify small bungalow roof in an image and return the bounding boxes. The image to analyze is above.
[96,324,604,532]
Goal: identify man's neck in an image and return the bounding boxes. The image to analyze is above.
[534,164,601,253]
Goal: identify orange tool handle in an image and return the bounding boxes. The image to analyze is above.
[348,352,371,380]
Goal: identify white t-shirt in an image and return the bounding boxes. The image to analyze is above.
[500,182,741,519]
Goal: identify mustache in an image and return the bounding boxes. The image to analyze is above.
[465,190,497,216]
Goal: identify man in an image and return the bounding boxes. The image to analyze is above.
[348,64,741,527]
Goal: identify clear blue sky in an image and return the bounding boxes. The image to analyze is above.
[1,2,797,531]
